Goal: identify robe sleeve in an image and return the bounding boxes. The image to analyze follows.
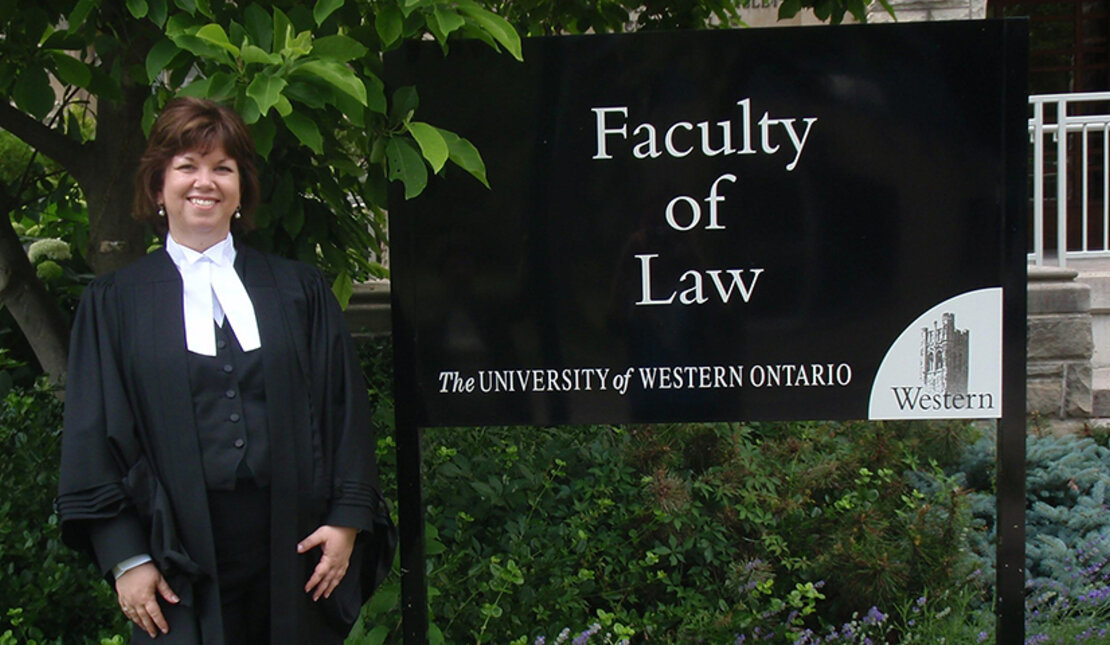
[55,278,148,576]
[304,269,390,532]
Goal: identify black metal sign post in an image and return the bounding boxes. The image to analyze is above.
[387,21,1028,644]
[997,19,1029,644]
[391,292,429,644]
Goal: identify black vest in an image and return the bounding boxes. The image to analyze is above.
[186,322,271,491]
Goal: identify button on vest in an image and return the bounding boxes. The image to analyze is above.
[187,322,271,491]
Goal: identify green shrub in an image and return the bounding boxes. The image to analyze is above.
[351,391,980,644]
[0,381,125,643]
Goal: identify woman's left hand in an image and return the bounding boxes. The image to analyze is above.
[298,525,358,601]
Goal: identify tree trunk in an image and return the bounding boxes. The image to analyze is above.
[0,192,70,384]
[80,83,151,275]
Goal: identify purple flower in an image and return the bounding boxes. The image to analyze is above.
[862,607,886,626]
[978,631,989,642]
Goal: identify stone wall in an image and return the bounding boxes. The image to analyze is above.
[867,0,987,22]
[1027,266,1094,420]
[733,0,986,27]
[345,281,392,341]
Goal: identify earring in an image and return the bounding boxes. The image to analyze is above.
[157,205,166,217]
[234,206,242,220]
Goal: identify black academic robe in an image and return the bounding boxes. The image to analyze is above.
[56,245,396,644]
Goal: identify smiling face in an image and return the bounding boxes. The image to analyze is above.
[158,146,241,251]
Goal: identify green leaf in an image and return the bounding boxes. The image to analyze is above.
[778,0,803,19]
[457,1,522,62]
[246,74,287,116]
[241,44,281,66]
[375,3,403,47]
[424,15,448,47]
[13,67,56,120]
[283,30,313,58]
[48,52,92,88]
[311,35,368,62]
[814,0,832,21]
[148,0,169,27]
[207,72,237,100]
[364,72,386,115]
[283,81,328,109]
[235,94,258,123]
[126,0,149,19]
[431,7,465,38]
[273,7,292,52]
[283,111,323,154]
[67,0,96,31]
[366,625,389,645]
[331,271,353,309]
[291,60,366,105]
[386,138,427,199]
[178,75,213,98]
[251,115,276,158]
[243,4,273,51]
[439,129,488,188]
[273,93,296,116]
[195,24,240,56]
[370,136,387,165]
[41,31,87,50]
[175,0,196,14]
[332,91,367,127]
[313,0,344,26]
[142,94,160,136]
[428,622,445,645]
[407,122,448,173]
[284,199,305,237]
[170,34,234,65]
[846,0,867,21]
[146,38,181,82]
[389,85,418,125]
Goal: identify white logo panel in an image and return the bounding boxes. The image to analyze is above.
[869,288,1002,419]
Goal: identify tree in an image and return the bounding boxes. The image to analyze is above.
[0,0,887,383]
[0,0,513,382]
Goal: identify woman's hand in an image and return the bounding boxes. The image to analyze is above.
[298,525,358,601]
[115,562,179,638]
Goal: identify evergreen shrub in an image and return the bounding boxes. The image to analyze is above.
[961,431,1110,585]
[960,430,1110,639]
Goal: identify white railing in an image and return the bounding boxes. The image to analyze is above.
[1029,92,1110,266]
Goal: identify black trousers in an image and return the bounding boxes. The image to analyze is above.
[207,480,271,644]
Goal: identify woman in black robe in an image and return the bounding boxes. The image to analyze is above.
[56,97,395,644]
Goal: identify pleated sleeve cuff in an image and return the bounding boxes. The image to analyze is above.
[54,482,128,520]
[324,482,388,532]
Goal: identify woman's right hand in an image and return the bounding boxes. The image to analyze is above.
[115,562,179,638]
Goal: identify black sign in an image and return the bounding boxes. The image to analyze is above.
[389,21,1026,429]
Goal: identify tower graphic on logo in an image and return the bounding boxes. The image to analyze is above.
[920,312,968,395]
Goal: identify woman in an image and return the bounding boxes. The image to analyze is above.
[56,97,395,644]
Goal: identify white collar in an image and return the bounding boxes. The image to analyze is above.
[165,233,261,356]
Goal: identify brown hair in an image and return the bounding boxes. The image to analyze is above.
[133,97,261,236]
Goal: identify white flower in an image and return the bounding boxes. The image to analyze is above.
[27,238,72,263]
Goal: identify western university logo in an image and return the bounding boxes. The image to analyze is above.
[869,289,1002,420]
